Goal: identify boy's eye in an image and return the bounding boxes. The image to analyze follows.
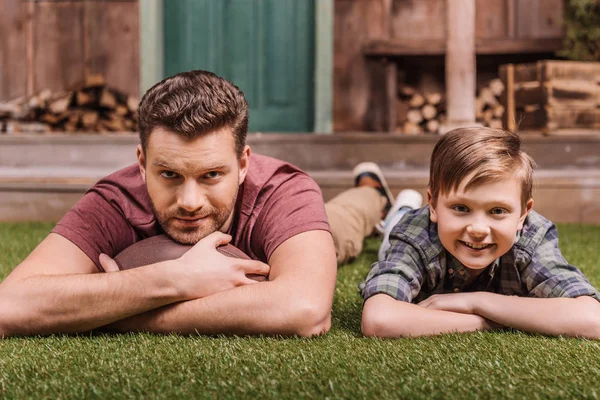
[452,205,469,213]
[160,171,179,179]
[490,207,508,215]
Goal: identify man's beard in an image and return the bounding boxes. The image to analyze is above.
[150,187,239,245]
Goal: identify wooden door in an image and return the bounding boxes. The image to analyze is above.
[164,0,315,132]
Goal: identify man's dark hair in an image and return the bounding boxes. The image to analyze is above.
[138,70,249,157]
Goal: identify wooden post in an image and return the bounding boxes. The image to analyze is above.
[444,0,476,130]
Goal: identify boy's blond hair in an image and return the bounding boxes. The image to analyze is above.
[429,127,535,210]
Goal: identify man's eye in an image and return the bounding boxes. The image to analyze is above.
[160,171,178,179]
[205,171,223,179]
[452,205,469,213]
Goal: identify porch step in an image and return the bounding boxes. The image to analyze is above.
[1,167,599,224]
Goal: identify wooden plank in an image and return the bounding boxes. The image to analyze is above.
[34,2,85,94]
[546,107,600,130]
[475,0,507,39]
[541,61,600,83]
[499,63,516,132]
[516,0,564,39]
[390,0,446,40]
[85,1,139,97]
[363,39,446,56]
[506,0,517,38]
[475,38,562,54]
[385,61,397,133]
[514,81,545,107]
[334,0,391,131]
[544,80,600,107]
[0,0,28,101]
[363,38,562,56]
[446,0,476,124]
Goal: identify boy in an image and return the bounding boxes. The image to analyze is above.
[360,127,600,339]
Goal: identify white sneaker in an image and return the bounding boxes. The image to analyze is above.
[375,189,423,234]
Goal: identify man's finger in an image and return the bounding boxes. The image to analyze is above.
[203,231,232,248]
[239,260,270,276]
[246,274,268,282]
[99,253,120,272]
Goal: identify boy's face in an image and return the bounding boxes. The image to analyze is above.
[428,174,533,272]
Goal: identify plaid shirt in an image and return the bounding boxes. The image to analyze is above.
[360,206,600,303]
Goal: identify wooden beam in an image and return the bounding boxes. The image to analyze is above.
[314,0,333,134]
[445,0,476,126]
[363,38,563,57]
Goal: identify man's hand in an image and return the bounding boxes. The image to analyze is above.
[99,232,270,300]
[418,292,482,315]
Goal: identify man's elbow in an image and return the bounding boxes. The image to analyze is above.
[289,301,332,338]
[575,296,600,339]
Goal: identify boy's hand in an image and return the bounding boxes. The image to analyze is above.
[418,292,481,315]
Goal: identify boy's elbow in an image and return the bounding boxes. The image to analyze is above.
[362,295,407,338]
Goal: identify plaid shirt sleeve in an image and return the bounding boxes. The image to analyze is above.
[360,238,427,302]
[360,210,433,303]
[518,214,600,301]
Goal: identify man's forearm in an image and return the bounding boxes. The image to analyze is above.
[362,294,495,338]
[473,293,600,339]
[105,279,331,337]
[0,264,183,336]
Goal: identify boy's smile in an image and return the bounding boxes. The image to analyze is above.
[429,174,533,274]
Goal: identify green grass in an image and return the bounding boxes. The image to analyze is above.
[1,223,600,399]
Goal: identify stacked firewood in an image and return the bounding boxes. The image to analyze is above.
[395,78,506,134]
[0,74,138,134]
[396,85,446,135]
[475,78,505,129]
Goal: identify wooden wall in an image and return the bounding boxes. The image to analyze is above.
[334,0,565,132]
[0,0,139,102]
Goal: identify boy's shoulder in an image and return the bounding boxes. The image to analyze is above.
[514,210,556,255]
[389,205,444,261]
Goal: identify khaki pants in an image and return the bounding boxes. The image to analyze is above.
[325,187,386,264]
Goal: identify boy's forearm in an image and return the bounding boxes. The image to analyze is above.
[362,294,497,338]
[473,292,600,339]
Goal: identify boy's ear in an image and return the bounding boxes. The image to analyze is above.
[518,198,534,230]
[427,189,438,223]
[136,144,146,183]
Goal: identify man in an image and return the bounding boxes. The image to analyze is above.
[0,70,337,337]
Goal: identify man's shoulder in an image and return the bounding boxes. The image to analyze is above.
[248,153,312,180]
[86,163,154,224]
[245,153,319,195]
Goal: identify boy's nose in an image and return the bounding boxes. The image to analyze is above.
[466,222,490,238]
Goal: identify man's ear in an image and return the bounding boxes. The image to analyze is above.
[238,145,251,185]
[427,189,438,223]
[518,198,534,230]
[136,144,146,183]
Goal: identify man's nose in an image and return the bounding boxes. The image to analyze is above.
[177,181,206,212]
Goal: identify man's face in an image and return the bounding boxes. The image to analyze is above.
[137,126,249,245]
[429,174,533,272]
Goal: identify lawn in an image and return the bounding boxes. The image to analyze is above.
[1,222,600,399]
